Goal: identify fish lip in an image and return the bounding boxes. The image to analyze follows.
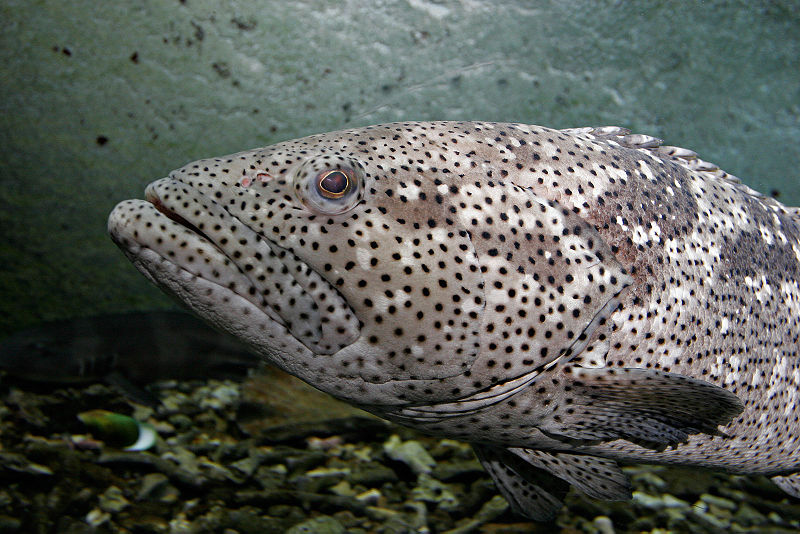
[109,199,283,333]
[146,191,201,235]
[139,179,290,327]
[145,190,229,260]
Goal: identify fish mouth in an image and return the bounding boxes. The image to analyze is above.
[108,177,360,355]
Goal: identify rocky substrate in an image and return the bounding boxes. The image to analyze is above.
[1,367,799,533]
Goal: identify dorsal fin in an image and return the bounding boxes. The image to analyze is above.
[562,125,800,223]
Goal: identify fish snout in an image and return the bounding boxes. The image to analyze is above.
[110,179,361,356]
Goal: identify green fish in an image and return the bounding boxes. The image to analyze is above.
[108,122,800,519]
[78,409,156,451]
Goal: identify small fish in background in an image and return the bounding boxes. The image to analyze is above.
[108,121,800,520]
[0,311,262,405]
[77,409,157,451]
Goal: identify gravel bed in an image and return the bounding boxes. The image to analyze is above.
[1,368,799,533]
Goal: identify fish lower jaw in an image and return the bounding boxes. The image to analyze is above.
[116,244,320,378]
[108,200,290,329]
[109,197,360,355]
[142,177,360,354]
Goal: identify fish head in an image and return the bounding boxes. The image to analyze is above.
[109,122,633,408]
[108,124,489,402]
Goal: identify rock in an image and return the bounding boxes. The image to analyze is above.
[428,439,475,460]
[443,495,509,534]
[364,506,400,521]
[161,447,203,479]
[198,382,240,411]
[126,516,171,532]
[381,514,419,534]
[290,466,350,493]
[404,500,429,531]
[5,388,50,428]
[286,515,345,534]
[160,392,192,413]
[0,452,53,476]
[629,470,668,493]
[167,414,195,433]
[632,491,691,511]
[349,462,398,487]
[254,465,288,491]
[688,507,731,531]
[168,512,195,533]
[592,515,616,534]
[432,458,485,482]
[699,493,737,511]
[197,456,240,483]
[239,368,373,437]
[196,505,286,534]
[355,488,382,505]
[85,508,111,527]
[768,511,784,524]
[383,435,436,475]
[229,453,265,478]
[329,480,357,497]
[137,472,172,501]
[411,474,459,512]
[98,485,130,513]
[282,450,328,473]
[0,515,22,531]
[96,451,205,488]
[306,435,344,451]
[732,503,768,527]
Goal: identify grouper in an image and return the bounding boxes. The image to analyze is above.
[108,121,800,519]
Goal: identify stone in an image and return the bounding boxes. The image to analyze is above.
[98,485,130,514]
[592,515,616,534]
[137,473,171,501]
[349,462,398,487]
[383,435,436,475]
[411,474,459,512]
[285,515,345,534]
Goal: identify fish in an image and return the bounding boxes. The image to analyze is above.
[107,121,800,520]
[77,409,157,451]
[0,311,260,405]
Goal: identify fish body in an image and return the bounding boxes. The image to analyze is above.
[108,122,800,519]
[0,311,259,402]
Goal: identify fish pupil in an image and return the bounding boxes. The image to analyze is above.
[318,170,350,198]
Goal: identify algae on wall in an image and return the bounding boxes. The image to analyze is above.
[0,0,798,333]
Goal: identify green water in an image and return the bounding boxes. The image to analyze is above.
[1,0,798,331]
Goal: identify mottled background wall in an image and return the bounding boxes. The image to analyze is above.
[1,0,798,333]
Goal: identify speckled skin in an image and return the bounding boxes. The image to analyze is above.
[109,122,800,519]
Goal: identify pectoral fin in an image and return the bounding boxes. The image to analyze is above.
[473,444,568,521]
[772,473,800,499]
[505,448,631,501]
[539,366,744,449]
[473,444,631,521]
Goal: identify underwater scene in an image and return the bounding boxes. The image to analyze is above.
[1,1,800,532]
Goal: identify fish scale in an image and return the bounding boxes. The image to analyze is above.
[109,121,800,521]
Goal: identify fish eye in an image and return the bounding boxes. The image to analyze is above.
[293,156,365,215]
[316,169,353,199]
